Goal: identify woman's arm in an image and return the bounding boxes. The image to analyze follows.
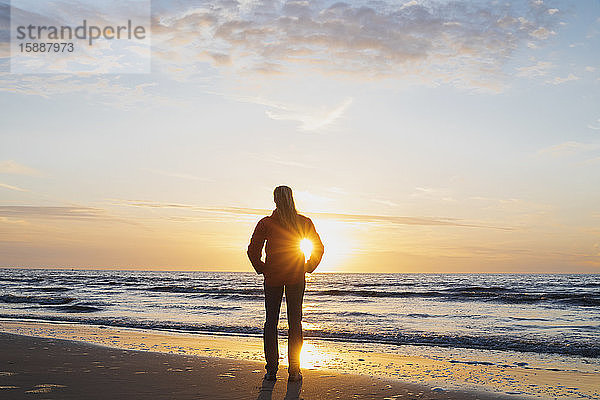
[247,218,267,274]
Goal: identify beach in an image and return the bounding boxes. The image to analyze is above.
[1,326,528,400]
[1,320,599,399]
[3,0,599,397]
[0,269,599,399]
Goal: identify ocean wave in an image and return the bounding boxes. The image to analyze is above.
[164,304,242,311]
[310,310,374,317]
[444,286,511,294]
[193,305,242,311]
[316,289,600,306]
[508,316,551,322]
[405,313,437,318]
[109,285,600,306]
[0,285,600,307]
[145,286,264,296]
[351,282,418,288]
[0,294,75,306]
[326,288,600,306]
[1,314,598,358]
[82,276,215,288]
[52,304,103,313]
[582,282,600,287]
[2,270,598,362]
[33,287,72,293]
[0,277,44,284]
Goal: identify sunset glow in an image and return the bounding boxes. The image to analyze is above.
[1,1,599,273]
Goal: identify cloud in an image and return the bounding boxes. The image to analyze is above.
[312,211,509,229]
[0,1,178,108]
[0,182,28,192]
[265,97,353,131]
[116,200,510,230]
[148,0,561,88]
[218,92,352,131]
[0,74,180,109]
[516,61,554,78]
[0,0,562,95]
[2,1,151,74]
[0,205,140,227]
[529,27,555,39]
[399,1,419,10]
[546,73,579,85]
[583,157,600,165]
[588,119,600,130]
[0,206,108,219]
[538,141,600,156]
[3,72,130,99]
[372,199,399,207]
[0,160,40,176]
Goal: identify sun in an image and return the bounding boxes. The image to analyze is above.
[299,238,313,260]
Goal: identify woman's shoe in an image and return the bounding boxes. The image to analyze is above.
[288,371,302,382]
[264,371,277,381]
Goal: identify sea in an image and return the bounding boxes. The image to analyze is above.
[1,269,599,361]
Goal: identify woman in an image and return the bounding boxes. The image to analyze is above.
[247,186,324,382]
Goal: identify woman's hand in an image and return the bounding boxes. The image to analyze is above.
[304,259,315,273]
[254,261,266,275]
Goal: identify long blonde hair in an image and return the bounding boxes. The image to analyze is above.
[273,185,298,232]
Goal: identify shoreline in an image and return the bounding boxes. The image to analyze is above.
[0,331,520,400]
[1,319,599,399]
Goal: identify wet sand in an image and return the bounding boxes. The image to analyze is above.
[0,332,523,400]
[1,320,598,399]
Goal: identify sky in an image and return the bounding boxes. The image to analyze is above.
[0,0,599,273]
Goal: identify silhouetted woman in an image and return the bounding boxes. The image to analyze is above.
[247,186,324,382]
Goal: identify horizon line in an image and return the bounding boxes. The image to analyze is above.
[0,266,597,275]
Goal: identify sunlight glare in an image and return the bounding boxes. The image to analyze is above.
[299,238,313,260]
[310,218,353,271]
[299,342,325,369]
